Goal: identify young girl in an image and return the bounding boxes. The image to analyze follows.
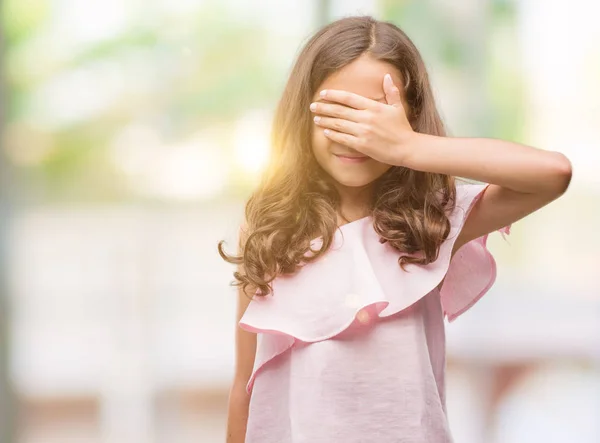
[219,15,571,443]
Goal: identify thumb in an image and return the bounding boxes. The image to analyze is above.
[383,73,402,107]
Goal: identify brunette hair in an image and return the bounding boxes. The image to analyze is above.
[218,15,456,296]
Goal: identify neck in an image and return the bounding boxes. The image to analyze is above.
[334,182,374,223]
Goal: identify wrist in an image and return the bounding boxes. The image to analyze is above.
[395,132,430,168]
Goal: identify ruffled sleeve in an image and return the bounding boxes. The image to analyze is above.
[238,182,509,393]
[440,183,511,322]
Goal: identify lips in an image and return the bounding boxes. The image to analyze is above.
[334,154,368,159]
[334,154,370,164]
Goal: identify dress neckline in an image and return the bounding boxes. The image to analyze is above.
[336,215,371,230]
[307,215,372,247]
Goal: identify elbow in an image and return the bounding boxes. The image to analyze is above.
[552,152,573,196]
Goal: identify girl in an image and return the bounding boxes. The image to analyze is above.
[219,15,571,443]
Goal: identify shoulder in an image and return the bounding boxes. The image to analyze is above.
[453,181,489,208]
[445,181,489,227]
[444,181,491,255]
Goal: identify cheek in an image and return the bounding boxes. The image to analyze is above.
[311,125,329,157]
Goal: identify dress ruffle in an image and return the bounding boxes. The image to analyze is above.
[239,183,509,393]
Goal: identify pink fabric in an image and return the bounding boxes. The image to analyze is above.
[239,183,509,443]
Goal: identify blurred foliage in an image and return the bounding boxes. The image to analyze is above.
[487,0,525,141]
[3,0,49,43]
[2,2,281,201]
[2,0,526,201]
[381,0,524,140]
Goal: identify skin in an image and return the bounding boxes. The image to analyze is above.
[309,53,572,254]
[227,53,572,442]
[226,246,256,443]
[310,55,409,222]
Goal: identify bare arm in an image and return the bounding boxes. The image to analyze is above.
[226,228,257,443]
[403,134,573,253]
[306,87,572,251]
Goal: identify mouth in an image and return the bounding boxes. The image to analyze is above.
[333,154,370,164]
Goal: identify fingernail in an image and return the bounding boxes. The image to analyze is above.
[320,90,327,97]
[313,116,321,123]
[310,103,317,111]
[385,73,391,82]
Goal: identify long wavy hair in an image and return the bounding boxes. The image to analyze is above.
[218,16,456,296]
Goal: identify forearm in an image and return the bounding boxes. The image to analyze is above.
[403,133,572,194]
[226,381,251,443]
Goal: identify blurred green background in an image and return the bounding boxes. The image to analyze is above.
[1,1,599,442]
[2,0,531,203]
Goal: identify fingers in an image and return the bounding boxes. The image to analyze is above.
[310,101,362,122]
[383,73,402,107]
[322,128,362,151]
[316,89,380,110]
[313,115,361,136]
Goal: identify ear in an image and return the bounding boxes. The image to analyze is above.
[383,73,402,107]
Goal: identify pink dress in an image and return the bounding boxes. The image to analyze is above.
[239,183,510,443]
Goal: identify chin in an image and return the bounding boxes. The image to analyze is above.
[312,149,392,188]
[328,170,381,188]
[324,161,392,188]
